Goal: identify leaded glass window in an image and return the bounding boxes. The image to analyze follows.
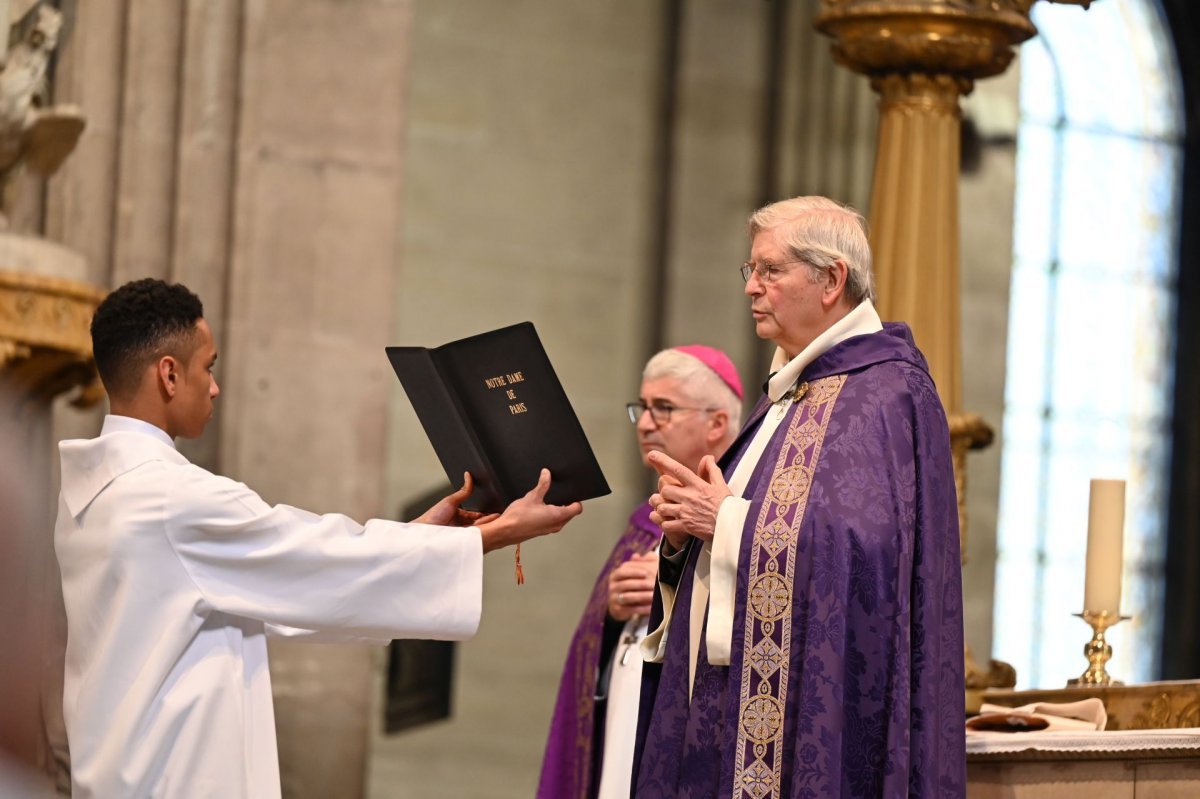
[992,0,1183,688]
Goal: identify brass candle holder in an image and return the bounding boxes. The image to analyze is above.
[1067,611,1131,687]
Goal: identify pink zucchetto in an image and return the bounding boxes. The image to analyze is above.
[672,345,743,400]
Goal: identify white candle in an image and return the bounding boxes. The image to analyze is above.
[1083,478,1126,615]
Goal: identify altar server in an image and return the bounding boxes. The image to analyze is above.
[56,278,581,799]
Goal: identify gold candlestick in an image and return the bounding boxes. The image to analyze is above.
[1067,611,1131,687]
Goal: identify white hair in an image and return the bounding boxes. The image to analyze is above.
[643,349,742,431]
[748,195,875,304]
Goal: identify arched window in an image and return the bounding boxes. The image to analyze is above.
[992,0,1184,688]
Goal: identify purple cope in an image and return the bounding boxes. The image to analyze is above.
[632,324,966,799]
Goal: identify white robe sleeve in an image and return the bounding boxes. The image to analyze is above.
[264,623,392,646]
[705,495,749,666]
[165,465,483,641]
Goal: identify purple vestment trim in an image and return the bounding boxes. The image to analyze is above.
[537,502,661,799]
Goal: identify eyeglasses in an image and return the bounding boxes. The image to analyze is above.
[626,401,716,426]
[739,259,809,284]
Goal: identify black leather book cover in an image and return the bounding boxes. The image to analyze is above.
[386,322,611,513]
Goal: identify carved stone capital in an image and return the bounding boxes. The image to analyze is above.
[0,270,105,405]
[815,1,1038,83]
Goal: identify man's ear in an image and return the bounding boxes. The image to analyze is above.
[822,260,850,309]
[708,409,729,446]
[157,355,180,399]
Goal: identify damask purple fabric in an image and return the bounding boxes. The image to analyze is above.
[538,503,661,799]
[633,324,965,799]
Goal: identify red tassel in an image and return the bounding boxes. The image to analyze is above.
[514,544,525,585]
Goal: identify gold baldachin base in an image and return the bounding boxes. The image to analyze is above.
[0,270,106,405]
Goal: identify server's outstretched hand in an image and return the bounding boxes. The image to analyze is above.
[478,468,583,553]
[413,472,500,528]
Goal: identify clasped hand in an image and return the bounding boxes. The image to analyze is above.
[647,452,731,550]
[607,551,657,621]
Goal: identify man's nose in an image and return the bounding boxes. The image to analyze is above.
[210,377,220,399]
[744,272,763,296]
[635,408,657,432]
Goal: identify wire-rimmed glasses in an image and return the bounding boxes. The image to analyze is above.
[625,401,716,426]
[739,259,809,283]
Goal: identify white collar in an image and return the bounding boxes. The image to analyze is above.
[101,414,177,450]
[765,299,884,402]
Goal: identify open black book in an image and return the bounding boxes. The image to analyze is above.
[386,322,611,514]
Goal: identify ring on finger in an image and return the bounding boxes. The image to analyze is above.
[617,592,625,605]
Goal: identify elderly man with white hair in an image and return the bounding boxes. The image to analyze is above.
[539,345,743,799]
[633,196,965,798]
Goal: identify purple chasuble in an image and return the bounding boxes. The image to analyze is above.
[538,503,662,799]
[633,324,965,799]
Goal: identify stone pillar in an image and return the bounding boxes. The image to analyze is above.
[0,2,102,789]
[44,1,418,794]
[0,266,103,792]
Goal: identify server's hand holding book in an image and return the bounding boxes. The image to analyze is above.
[388,322,609,582]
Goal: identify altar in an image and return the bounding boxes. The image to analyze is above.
[969,682,1200,797]
[968,729,1200,797]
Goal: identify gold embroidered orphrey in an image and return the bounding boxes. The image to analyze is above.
[732,374,846,799]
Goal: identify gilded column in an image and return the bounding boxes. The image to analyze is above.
[870,72,969,409]
[814,0,1093,700]
[814,1,1044,414]
[814,0,1092,533]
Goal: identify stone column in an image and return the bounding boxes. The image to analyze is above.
[0,2,102,789]
[43,1,419,793]
[0,267,103,792]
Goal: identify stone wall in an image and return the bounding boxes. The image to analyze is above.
[49,1,416,796]
[38,0,1015,795]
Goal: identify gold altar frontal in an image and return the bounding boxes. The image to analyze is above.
[982,680,1200,731]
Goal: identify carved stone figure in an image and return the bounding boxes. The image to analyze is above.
[0,3,84,226]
